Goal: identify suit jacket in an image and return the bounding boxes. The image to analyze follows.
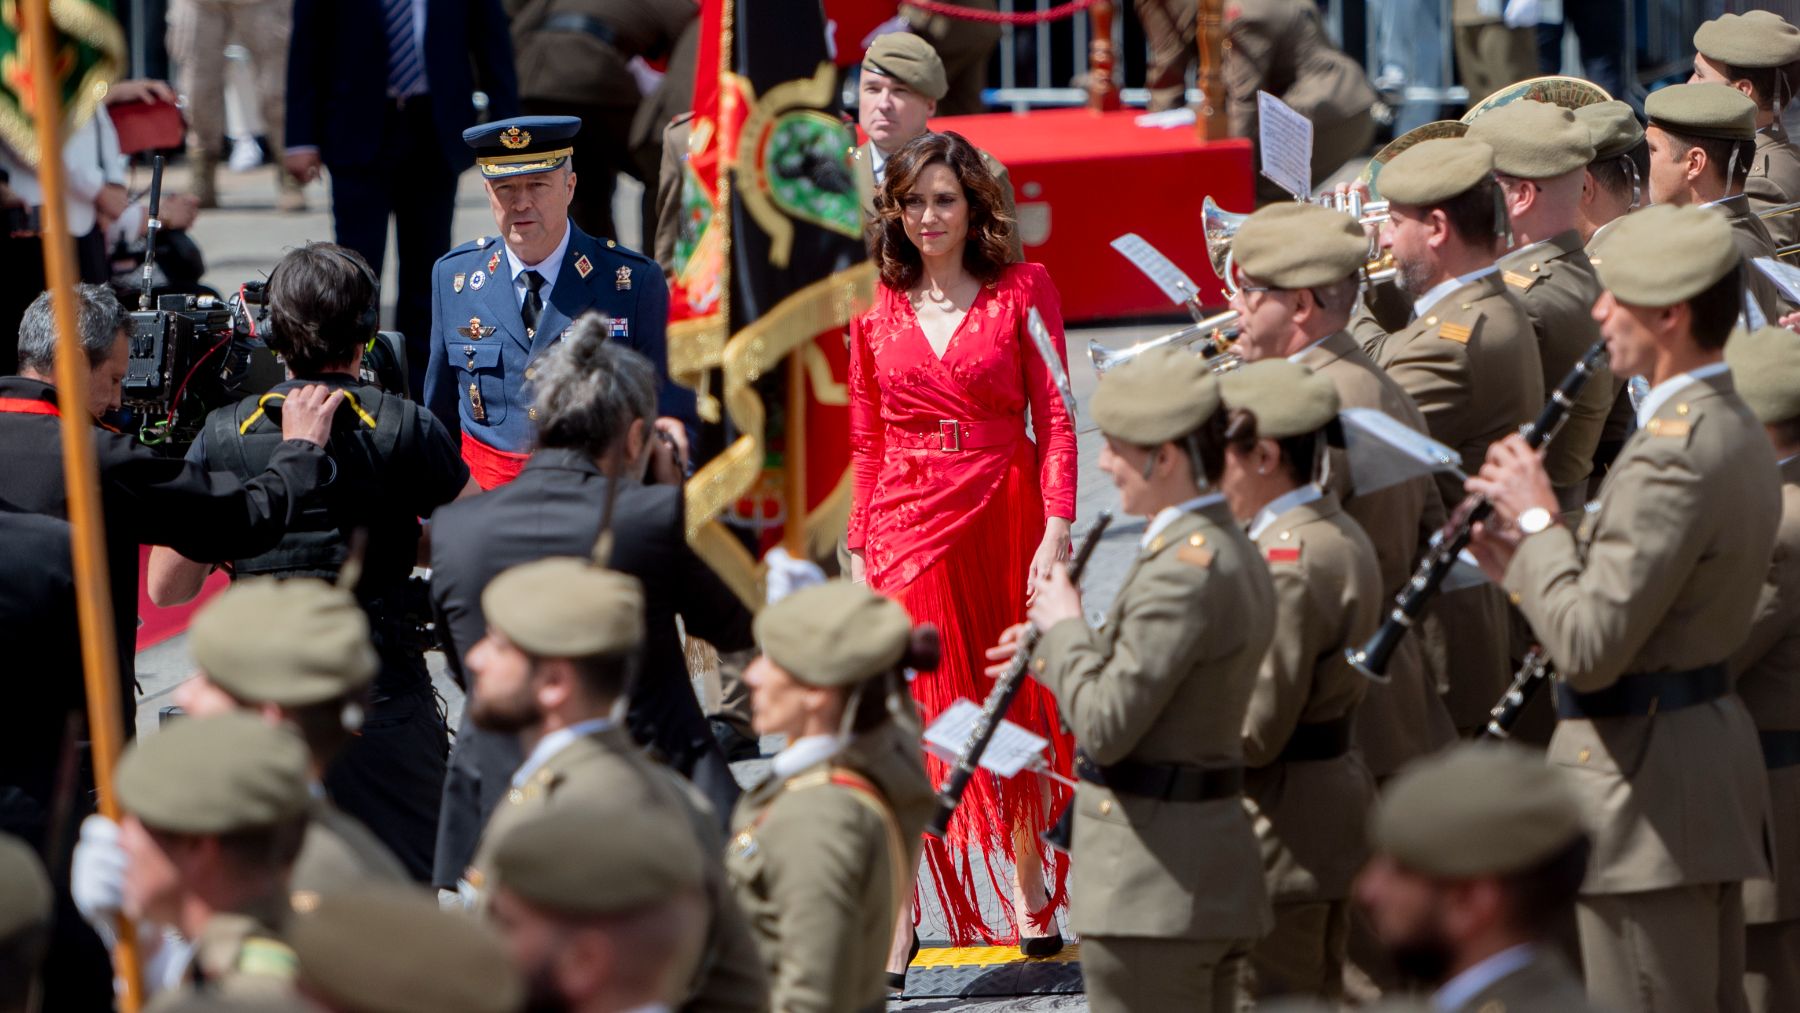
[1243,491,1379,903]
[472,726,767,1013]
[1748,122,1800,248]
[1367,272,1542,731]
[428,449,752,883]
[1292,332,1456,777]
[851,140,1024,262]
[422,224,688,455]
[1506,370,1779,893]
[1710,194,1792,324]
[1035,502,1275,940]
[1732,454,1800,924]
[286,0,518,170]
[1497,231,1614,502]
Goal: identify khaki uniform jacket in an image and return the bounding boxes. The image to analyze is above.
[1748,122,1800,249]
[1225,0,1376,185]
[852,141,1023,262]
[1732,454,1800,923]
[726,722,933,1013]
[1243,491,1379,903]
[1454,949,1607,1013]
[290,795,408,897]
[470,725,768,1013]
[1035,502,1275,940]
[504,0,691,106]
[1709,194,1792,324]
[1497,231,1614,501]
[146,904,297,1010]
[1293,331,1457,777]
[1505,370,1780,893]
[1368,271,1542,730]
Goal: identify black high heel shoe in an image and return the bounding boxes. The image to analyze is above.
[1019,891,1065,958]
[887,928,921,992]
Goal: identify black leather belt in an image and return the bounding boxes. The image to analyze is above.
[540,13,631,56]
[1761,730,1800,770]
[1554,664,1730,720]
[1276,716,1353,763]
[1075,751,1243,802]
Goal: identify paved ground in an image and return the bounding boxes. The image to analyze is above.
[128,159,1188,1010]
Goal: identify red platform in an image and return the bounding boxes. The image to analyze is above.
[936,108,1254,322]
[136,545,229,651]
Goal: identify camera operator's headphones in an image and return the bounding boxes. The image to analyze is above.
[266,243,381,342]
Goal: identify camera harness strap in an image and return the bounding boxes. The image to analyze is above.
[0,398,60,417]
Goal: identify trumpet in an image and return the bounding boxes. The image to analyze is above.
[1088,308,1241,374]
[1203,196,1391,298]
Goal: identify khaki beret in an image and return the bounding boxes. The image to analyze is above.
[482,559,644,659]
[190,578,378,707]
[1466,99,1596,179]
[1646,82,1757,142]
[0,833,50,950]
[291,884,524,1013]
[117,712,309,834]
[1726,325,1800,423]
[1695,12,1800,70]
[152,996,317,1013]
[1091,345,1223,445]
[1371,743,1584,877]
[1219,360,1341,440]
[1376,137,1495,206]
[490,804,703,917]
[1575,100,1645,161]
[1590,203,1740,307]
[755,581,911,689]
[863,33,947,101]
[1231,203,1368,289]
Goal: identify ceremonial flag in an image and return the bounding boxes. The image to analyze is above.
[677,0,874,604]
[0,0,125,164]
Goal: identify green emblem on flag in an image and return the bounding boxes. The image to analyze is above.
[0,0,126,167]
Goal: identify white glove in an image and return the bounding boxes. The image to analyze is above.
[763,546,826,604]
[72,815,127,943]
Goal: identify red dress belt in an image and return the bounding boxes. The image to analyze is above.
[885,418,1021,452]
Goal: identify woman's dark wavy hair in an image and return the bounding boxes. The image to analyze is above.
[871,131,1016,291]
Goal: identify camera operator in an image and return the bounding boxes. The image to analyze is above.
[0,283,339,740]
[148,243,476,881]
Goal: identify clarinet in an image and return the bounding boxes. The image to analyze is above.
[1482,647,1552,740]
[1344,336,1611,680]
[926,511,1113,838]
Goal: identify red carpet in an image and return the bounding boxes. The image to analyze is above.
[135,545,229,650]
[938,108,1255,321]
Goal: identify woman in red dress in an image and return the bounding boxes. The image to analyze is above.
[847,131,1078,960]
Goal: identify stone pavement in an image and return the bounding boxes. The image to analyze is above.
[132,157,1192,1010]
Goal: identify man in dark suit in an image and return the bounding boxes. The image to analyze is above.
[423,115,692,489]
[428,319,750,888]
[285,0,519,396]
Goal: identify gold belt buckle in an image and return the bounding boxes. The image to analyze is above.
[938,419,961,452]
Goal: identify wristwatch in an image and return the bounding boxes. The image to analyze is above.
[1517,506,1554,536]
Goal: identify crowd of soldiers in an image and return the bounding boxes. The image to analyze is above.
[5,7,1800,1013]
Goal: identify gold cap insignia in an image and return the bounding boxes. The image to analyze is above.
[500,126,532,150]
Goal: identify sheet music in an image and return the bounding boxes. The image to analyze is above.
[1755,257,1800,307]
[923,698,1049,780]
[1027,307,1078,422]
[1257,91,1315,200]
[1109,233,1202,307]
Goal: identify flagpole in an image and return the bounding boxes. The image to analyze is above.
[783,351,807,556]
[21,0,143,1006]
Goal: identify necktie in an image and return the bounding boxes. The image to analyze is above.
[521,270,545,336]
[385,0,424,99]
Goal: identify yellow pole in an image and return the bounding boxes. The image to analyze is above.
[21,0,142,1007]
[1195,0,1228,140]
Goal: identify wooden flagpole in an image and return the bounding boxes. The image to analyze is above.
[20,0,143,1006]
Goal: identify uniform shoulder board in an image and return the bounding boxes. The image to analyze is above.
[1501,267,1541,291]
[235,937,299,979]
[1176,532,1213,568]
[1265,544,1302,564]
[1644,413,1698,442]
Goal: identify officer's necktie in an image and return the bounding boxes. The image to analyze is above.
[384,0,424,99]
[520,270,545,337]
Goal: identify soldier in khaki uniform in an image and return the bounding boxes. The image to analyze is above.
[852,34,1021,261]
[989,346,1275,1012]
[0,833,51,1013]
[1215,360,1379,1002]
[1645,83,1791,325]
[1724,325,1800,1013]
[898,3,1000,117]
[1229,203,1456,781]
[1576,99,1647,250]
[1355,137,1542,733]
[173,579,408,895]
[110,713,311,1007]
[1355,743,1602,1012]
[726,581,934,1013]
[461,558,767,1012]
[1451,0,1535,107]
[1467,203,1781,1013]
[1692,12,1800,248]
[288,884,523,1013]
[1467,100,1616,511]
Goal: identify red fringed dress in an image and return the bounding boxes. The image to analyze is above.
[846,261,1078,944]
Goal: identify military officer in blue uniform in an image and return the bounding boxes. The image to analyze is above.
[423,115,692,488]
